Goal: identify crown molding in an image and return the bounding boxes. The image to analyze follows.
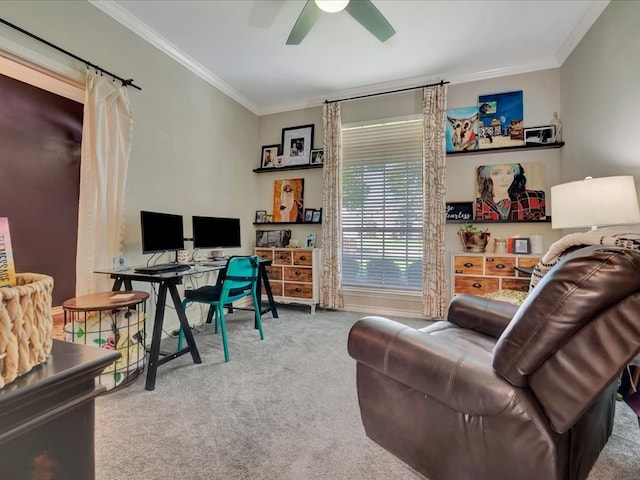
[88,0,261,114]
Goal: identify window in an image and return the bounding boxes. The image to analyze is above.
[341,117,423,291]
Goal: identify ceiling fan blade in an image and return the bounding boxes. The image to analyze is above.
[286,0,322,45]
[345,0,396,42]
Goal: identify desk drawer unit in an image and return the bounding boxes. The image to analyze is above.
[255,248,319,313]
[452,253,541,297]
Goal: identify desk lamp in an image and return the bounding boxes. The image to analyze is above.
[551,176,640,230]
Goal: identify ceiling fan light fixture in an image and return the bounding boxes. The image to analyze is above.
[315,0,350,13]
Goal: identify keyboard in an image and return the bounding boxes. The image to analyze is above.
[134,263,192,274]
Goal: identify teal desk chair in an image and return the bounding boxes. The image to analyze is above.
[178,255,264,362]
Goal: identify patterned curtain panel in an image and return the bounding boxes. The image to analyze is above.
[320,102,344,309]
[76,71,133,295]
[422,85,448,318]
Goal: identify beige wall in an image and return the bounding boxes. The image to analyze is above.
[0,1,260,329]
[559,0,640,187]
[3,0,635,319]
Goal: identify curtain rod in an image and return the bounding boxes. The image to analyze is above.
[325,80,449,104]
[0,17,142,91]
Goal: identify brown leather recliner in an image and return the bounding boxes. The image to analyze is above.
[348,246,640,480]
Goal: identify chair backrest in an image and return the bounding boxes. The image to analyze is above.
[219,255,260,302]
[492,245,640,432]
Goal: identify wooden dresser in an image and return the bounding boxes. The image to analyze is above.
[255,248,319,313]
[451,252,541,296]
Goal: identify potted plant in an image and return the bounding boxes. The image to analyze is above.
[457,224,490,253]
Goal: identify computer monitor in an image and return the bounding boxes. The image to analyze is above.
[140,210,185,254]
[192,216,241,249]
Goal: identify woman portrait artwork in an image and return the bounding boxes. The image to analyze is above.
[273,178,304,222]
[475,162,546,221]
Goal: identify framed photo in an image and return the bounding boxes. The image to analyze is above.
[281,124,314,167]
[310,149,324,165]
[311,208,322,224]
[306,233,316,248]
[524,125,556,145]
[513,238,531,254]
[255,210,266,223]
[260,144,280,169]
[304,208,314,223]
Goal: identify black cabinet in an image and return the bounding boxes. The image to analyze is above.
[0,340,119,479]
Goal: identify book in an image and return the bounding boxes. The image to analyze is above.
[0,218,16,287]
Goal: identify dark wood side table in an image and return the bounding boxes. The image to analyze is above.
[0,340,119,479]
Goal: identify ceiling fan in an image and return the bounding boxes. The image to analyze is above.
[286,0,396,45]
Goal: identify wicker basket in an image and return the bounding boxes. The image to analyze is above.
[0,273,54,388]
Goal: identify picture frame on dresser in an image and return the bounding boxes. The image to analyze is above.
[514,238,531,254]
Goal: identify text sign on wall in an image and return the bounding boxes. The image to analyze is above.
[446,202,473,221]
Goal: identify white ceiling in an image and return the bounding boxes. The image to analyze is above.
[90,0,609,115]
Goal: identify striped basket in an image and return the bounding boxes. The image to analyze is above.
[0,273,54,388]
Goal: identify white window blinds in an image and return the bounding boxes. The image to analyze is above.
[341,118,423,291]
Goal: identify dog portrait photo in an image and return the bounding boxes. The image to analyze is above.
[446,106,479,152]
[273,178,304,222]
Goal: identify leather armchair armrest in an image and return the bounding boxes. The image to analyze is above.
[447,294,519,338]
[348,316,522,416]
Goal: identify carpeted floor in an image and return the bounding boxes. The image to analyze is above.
[93,307,640,480]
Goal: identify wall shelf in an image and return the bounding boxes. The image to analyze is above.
[253,164,323,173]
[254,222,321,226]
[447,218,551,224]
[447,142,564,157]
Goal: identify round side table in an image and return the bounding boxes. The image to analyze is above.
[62,291,149,391]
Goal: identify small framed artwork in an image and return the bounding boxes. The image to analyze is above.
[311,208,322,224]
[513,238,531,254]
[255,210,267,223]
[524,126,556,145]
[260,144,280,169]
[281,124,314,167]
[304,208,314,223]
[310,149,324,165]
[263,214,274,223]
[306,233,316,248]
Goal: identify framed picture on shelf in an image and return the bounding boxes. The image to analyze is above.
[260,144,280,169]
[255,210,267,223]
[524,126,556,145]
[311,208,322,224]
[513,238,531,254]
[281,124,314,167]
[304,208,314,223]
[310,149,324,165]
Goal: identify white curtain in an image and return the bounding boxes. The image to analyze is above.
[319,102,344,309]
[422,84,448,319]
[76,72,133,295]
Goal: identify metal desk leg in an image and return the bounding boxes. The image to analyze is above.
[145,282,168,391]
[167,283,202,365]
[259,264,279,319]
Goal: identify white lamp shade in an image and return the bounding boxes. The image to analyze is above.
[551,176,640,229]
[315,0,349,13]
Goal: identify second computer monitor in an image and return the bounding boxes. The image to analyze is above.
[192,216,241,249]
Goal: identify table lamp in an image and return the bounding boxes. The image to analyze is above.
[551,176,640,230]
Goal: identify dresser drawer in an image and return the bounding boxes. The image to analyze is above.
[502,278,531,292]
[273,249,292,265]
[485,256,516,277]
[293,250,313,266]
[284,283,313,299]
[454,276,499,295]
[517,257,540,268]
[255,249,273,261]
[265,266,282,281]
[283,266,312,283]
[269,282,283,297]
[454,256,483,275]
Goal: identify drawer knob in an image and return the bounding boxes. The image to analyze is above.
[496,264,505,269]
[295,271,302,276]
[522,286,530,291]
[295,288,302,292]
[280,255,287,260]
[299,256,306,260]
[455,269,463,274]
[464,262,473,268]
[472,283,482,288]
